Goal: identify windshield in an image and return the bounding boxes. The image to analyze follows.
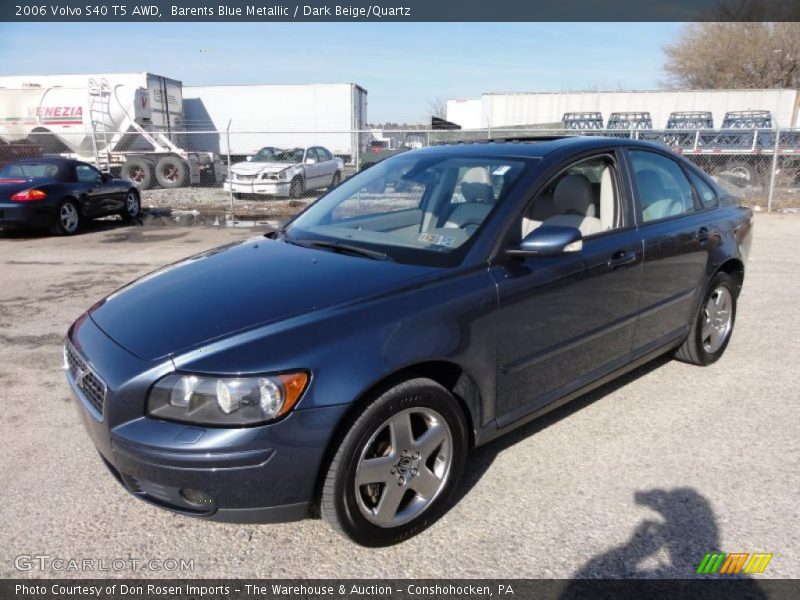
[0,162,62,179]
[266,148,306,163]
[251,147,279,162]
[286,153,528,267]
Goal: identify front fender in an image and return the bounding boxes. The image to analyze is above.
[173,267,499,430]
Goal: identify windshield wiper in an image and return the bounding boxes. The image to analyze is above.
[295,238,391,261]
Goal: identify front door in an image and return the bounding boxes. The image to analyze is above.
[491,152,644,426]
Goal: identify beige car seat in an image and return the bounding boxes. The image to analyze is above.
[444,167,495,234]
[540,174,602,237]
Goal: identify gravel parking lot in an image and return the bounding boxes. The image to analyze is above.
[1,214,797,580]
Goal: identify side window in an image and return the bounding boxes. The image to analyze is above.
[688,170,717,209]
[76,165,102,184]
[629,150,696,223]
[318,148,333,162]
[521,155,620,239]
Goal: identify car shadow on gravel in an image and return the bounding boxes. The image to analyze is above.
[455,353,675,505]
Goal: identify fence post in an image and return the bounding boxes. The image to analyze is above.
[767,127,780,212]
[226,120,233,211]
[355,129,360,171]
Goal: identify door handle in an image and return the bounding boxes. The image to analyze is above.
[697,227,710,242]
[607,250,637,269]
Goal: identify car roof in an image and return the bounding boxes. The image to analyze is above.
[7,157,84,168]
[414,135,668,159]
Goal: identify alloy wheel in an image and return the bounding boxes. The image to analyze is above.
[354,407,453,528]
[126,192,139,217]
[60,203,79,233]
[702,287,733,353]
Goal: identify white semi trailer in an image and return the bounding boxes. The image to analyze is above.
[0,72,221,188]
[182,83,368,163]
[447,89,800,129]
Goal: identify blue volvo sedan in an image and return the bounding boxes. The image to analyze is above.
[65,137,752,546]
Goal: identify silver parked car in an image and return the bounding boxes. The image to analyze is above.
[224,146,344,198]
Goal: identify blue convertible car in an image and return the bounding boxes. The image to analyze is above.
[66,137,752,546]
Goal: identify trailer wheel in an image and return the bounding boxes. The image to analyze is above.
[155,156,190,189]
[121,158,154,189]
[724,160,763,188]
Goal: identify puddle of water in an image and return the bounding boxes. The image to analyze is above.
[141,209,287,230]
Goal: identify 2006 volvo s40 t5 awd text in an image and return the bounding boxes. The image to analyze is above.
[66,137,752,546]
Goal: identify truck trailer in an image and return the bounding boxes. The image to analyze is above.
[0,72,221,189]
[181,83,368,163]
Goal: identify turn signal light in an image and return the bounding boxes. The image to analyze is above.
[11,188,47,202]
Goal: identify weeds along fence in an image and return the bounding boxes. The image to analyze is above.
[1,128,798,210]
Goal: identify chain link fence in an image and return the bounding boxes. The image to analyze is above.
[1,128,798,215]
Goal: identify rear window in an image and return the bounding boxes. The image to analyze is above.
[0,162,63,179]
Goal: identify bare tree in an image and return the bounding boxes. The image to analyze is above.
[427,97,447,120]
[663,21,800,89]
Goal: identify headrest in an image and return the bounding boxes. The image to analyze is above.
[553,174,595,217]
[461,167,494,204]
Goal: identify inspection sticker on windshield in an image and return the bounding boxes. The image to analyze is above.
[419,232,457,248]
[493,165,511,176]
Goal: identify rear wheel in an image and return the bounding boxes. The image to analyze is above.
[121,158,154,189]
[675,272,737,366]
[321,378,468,546]
[155,155,189,189]
[50,200,81,236]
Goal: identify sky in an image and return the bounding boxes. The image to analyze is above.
[0,22,684,123]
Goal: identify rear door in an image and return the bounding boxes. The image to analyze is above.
[316,147,337,185]
[625,149,718,353]
[491,151,644,426]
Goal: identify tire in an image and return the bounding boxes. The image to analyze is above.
[289,176,305,199]
[154,155,189,189]
[321,378,468,547]
[119,189,141,222]
[724,160,764,188]
[329,171,341,189]
[50,199,81,236]
[675,272,738,366]
[233,192,244,200]
[121,158,154,190]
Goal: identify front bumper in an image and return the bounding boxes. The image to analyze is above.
[223,180,291,197]
[0,201,56,229]
[66,315,348,523]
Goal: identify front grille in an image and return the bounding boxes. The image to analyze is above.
[65,340,107,416]
[235,173,258,181]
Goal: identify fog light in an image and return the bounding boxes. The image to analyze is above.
[180,488,214,506]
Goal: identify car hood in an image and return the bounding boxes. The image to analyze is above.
[89,237,435,361]
[231,161,298,175]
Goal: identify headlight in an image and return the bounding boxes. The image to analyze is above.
[147,371,309,426]
[260,170,275,180]
[277,168,291,181]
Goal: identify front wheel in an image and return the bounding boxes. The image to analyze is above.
[119,190,141,222]
[329,171,341,189]
[321,378,468,546]
[675,272,737,366]
[289,176,305,199]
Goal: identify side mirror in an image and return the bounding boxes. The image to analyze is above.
[305,157,317,165]
[101,172,111,182]
[506,225,583,258]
